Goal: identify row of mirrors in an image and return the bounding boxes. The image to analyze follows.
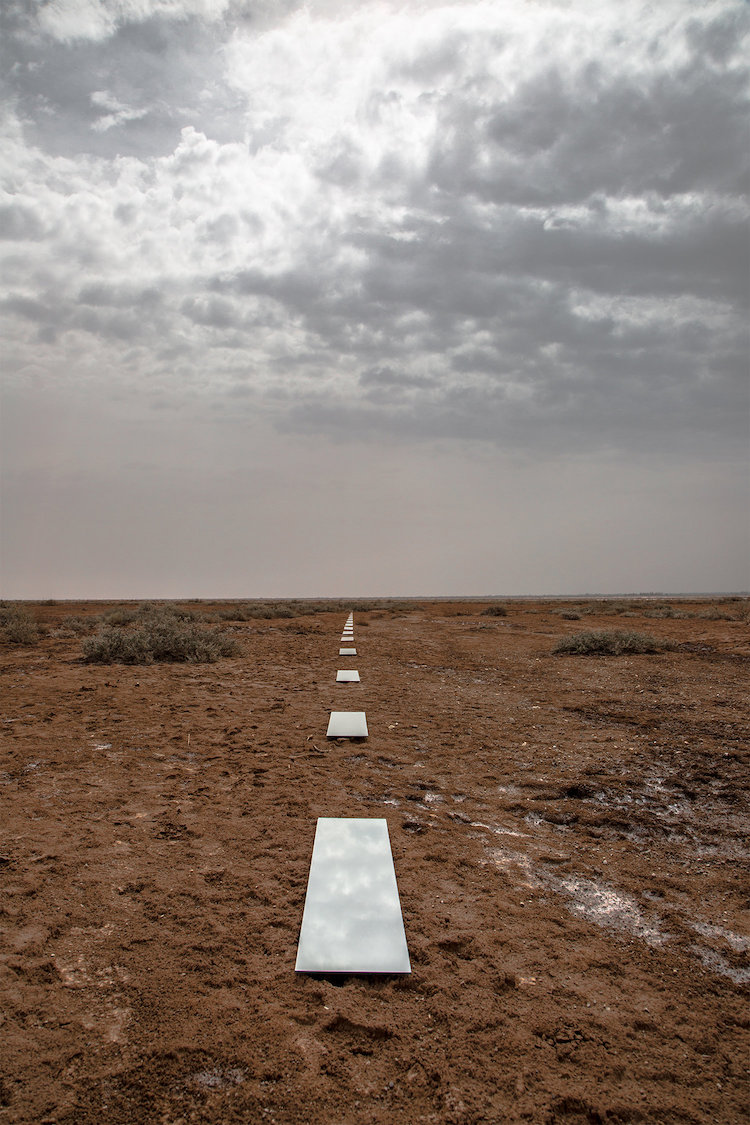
[295,612,412,975]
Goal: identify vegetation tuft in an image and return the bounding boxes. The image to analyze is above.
[102,602,209,626]
[83,608,239,664]
[51,616,95,638]
[481,604,508,617]
[209,599,412,621]
[0,607,40,645]
[553,629,669,656]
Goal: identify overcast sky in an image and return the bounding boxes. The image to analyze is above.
[1,0,748,598]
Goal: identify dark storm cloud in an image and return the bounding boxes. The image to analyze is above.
[426,57,749,206]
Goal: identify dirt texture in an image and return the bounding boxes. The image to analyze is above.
[1,598,749,1125]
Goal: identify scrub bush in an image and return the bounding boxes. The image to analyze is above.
[83,610,238,664]
[553,629,668,656]
[104,602,211,626]
[51,616,95,638]
[103,606,140,626]
[0,607,39,644]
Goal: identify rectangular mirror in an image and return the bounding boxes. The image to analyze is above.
[295,818,411,974]
[326,711,368,738]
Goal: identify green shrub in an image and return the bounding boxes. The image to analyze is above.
[83,612,238,665]
[553,629,668,656]
[482,604,507,617]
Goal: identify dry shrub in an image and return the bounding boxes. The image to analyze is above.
[83,610,238,665]
[642,604,687,619]
[481,604,508,617]
[51,616,95,638]
[214,598,401,621]
[214,603,293,621]
[103,602,210,627]
[607,601,639,615]
[0,607,39,645]
[83,628,152,664]
[553,629,668,656]
[103,605,140,626]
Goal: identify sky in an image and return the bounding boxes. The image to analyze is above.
[1,0,748,598]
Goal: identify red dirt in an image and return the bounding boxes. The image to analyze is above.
[1,598,749,1124]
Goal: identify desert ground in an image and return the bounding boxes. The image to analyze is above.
[1,597,748,1125]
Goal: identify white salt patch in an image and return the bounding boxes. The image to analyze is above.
[553,873,666,946]
[691,946,750,985]
[691,921,750,952]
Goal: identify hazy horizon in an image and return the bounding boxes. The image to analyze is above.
[5,591,749,604]
[2,0,748,599]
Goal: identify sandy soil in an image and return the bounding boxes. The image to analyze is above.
[1,598,749,1125]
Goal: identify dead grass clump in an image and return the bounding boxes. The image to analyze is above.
[553,629,668,656]
[83,611,238,665]
[0,607,40,645]
[481,604,508,617]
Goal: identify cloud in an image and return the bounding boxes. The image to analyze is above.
[0,201,47,240]
[36,0,235,44]
[90,89,150,132]
[0,0,747,462]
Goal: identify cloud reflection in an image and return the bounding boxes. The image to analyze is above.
[295,818,410,974]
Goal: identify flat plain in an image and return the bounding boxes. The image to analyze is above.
[1,598,748,1124]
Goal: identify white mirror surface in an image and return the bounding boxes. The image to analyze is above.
[327,711,368,738]
[295,818,410,974]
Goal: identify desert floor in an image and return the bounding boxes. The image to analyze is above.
[1,598,748,1124]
